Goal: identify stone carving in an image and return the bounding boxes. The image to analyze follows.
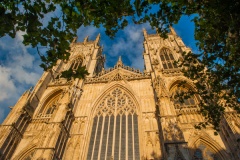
[144,132,161,160]
[94,88,137,116]
[153,76,169,98]
[162,118,184,142]
[48,78,72,86]
[162,69,182,76]
[85,64,151,84]
[152,58,159,65]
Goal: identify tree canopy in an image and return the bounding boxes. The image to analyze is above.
[1,0,239,130]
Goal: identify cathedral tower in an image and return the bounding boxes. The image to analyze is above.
[0,30,239,160]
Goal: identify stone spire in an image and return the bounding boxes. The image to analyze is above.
[143,28,148,38]
[83,36,89,44]
[116,56,123,67]
[95,33,100,43]
[170,26,177,35]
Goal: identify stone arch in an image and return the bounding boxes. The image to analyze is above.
[90,82,141,116]
[34,89,63,118]
[168,77,196,92]
[188,132,230,159]
[13,144,37,160]
[69,55,84,70]
[158,46,179,70]
[85,83,142,160]
[168,78,198,110]
[159,45,176,57]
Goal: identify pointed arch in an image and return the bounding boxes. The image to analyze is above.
[69,55,84,70]
[188,132,230,160]
[158,45,176,57]
[13,144,37,160]
[90,82,141,116]
[168,78,198,109]
[168,77,196,92]
[159,47,178,69]
[35,89,63,118]
[86,83,141,160]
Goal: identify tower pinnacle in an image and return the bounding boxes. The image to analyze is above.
[170,26,177,35]
[116,56,123,67]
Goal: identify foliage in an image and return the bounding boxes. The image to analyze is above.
[1,0,240,130]
[61,66,89,81]
[0,0,133,70]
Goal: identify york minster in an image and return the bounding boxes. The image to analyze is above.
[0,28,239,160]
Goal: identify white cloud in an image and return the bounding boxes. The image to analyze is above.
[0,32,42,123]
[0,66,17,101]
[107,23,152,70]
[77,26,99,41]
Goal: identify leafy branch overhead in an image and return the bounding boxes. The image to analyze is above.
[61,66,89,81]
[1,0,239,130]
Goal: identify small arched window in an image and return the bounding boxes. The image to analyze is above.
[71,57,83,70]
[171,86,197,109]
[160,48,178,69]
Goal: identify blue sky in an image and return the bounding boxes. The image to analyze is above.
[0,15,197,123]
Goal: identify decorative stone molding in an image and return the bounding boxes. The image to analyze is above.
[85,64,151,84]
[153,76,170,98]
[162,68,182,76]
[48,78,72,87]
[161,117,184,142]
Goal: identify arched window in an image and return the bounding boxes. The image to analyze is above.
[160,48,178,69]
[87,88,140,160]
[171,86,197,109]
[193,149,203,160]
[37,92,61,118]
[71,57,83,71]
[193,147,219,160]
[21,150,35,160]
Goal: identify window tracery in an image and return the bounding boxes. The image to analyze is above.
[192,144,219,160]
[87,88,140,160]
[37,92,61,118]
[70,57,83,71]
[171,86,197,109]
[160,48,178,69]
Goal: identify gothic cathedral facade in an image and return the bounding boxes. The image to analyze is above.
[0,29,239,160]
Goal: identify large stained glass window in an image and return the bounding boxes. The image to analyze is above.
[87,88,140,160]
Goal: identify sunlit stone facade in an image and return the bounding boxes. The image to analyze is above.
[0,29,239,160]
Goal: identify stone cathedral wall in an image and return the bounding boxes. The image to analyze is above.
[0,30,239,160]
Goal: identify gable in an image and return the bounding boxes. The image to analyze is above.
[85,66,151,84]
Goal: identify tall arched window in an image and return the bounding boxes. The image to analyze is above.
[171,86,197,109]
[160,48,178,69]
[87,88,140,160]
[71,57,83,71]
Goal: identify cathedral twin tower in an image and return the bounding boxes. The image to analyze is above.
[0,29,239,160]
